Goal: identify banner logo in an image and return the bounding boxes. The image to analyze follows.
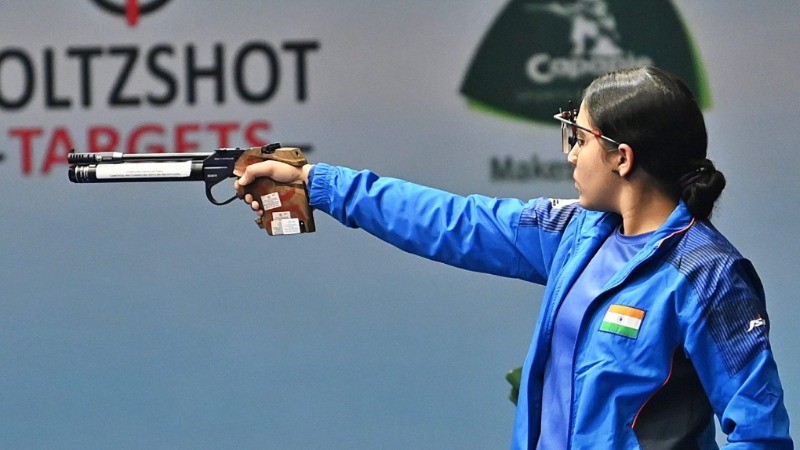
[461,0,711,124]
[1,1,319,178]
[91,0,171,27]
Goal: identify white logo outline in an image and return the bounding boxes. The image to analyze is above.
[747,317,766,332]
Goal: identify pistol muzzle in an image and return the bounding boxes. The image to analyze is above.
[68,152,124,165]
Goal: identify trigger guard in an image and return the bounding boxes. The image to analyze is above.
[206,182,238,205]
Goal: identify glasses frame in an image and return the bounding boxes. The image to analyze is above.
[554,109,622,154]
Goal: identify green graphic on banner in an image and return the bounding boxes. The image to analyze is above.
[460,0,711,123]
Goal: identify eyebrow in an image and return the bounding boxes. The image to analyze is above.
[575,128,590,139]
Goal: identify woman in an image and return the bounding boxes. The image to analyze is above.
[235,67,792,449]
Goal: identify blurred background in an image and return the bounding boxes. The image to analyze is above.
[1,1,798,448]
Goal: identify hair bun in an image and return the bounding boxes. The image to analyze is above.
[680,159,726,219]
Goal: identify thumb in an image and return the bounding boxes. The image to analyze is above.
[237,169,253,186]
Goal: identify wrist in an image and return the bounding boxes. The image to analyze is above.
[301,164,314,184]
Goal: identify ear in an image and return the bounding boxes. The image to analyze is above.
[615,144,635,178]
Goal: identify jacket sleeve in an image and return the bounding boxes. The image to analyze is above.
[681,256,793,449]
[307,164,580,283]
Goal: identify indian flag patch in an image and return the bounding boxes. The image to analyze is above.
[600,305,645,339]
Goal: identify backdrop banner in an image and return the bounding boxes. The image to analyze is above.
[1,1,798,448]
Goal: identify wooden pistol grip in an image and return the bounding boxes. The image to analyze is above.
[234,146,308,175]
[244,178,315,236]
[266,147,307,166]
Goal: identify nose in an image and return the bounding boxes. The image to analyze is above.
[567,143,579,165]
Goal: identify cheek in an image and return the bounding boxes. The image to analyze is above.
[578,146,605,170]
[574,150,594,175]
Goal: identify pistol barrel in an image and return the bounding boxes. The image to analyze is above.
[68,160,205,183]
[68,152,213,165]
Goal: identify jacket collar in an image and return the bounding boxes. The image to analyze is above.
[648,200,695,249]
[584,200,695,249]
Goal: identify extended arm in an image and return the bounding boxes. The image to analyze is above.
[237,161,580,282]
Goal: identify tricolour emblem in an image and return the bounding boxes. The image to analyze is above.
[599,304,645,339]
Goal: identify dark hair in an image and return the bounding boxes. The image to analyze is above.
[582,67,726,220]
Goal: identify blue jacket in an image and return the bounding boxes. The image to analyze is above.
[308,164,792,449]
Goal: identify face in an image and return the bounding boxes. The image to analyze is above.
[567,105,622,212]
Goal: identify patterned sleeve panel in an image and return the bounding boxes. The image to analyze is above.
[515,198,583,281]
[669,222,792,447]
[309,164,579,283]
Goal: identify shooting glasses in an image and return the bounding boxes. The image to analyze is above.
[554,104,622,154]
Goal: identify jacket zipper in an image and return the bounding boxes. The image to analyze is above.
[564,220,694,448]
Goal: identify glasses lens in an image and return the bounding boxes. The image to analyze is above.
[561,121,577,153]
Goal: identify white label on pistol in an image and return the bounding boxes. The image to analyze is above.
[272,211,291,220]
[270,220,283,235]
[280,218,301,235]
[261,192,282,211]
[95,161,192,179]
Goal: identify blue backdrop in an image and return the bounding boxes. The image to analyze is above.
[1,1,798,448]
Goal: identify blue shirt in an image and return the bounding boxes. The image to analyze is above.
[537,226,653,450]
